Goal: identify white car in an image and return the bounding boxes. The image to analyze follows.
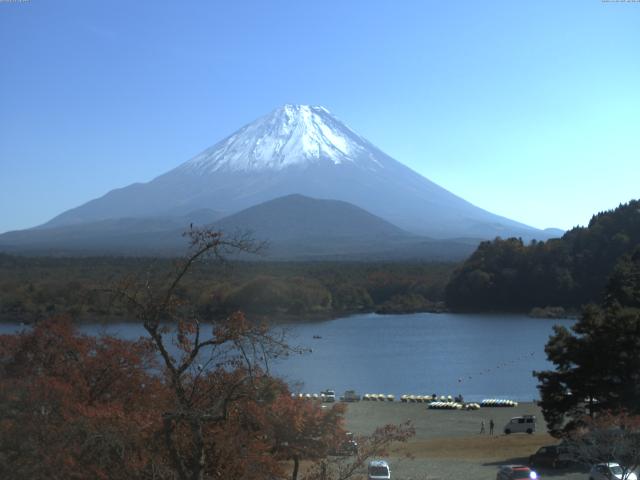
[321,389,336,402]
[589,463,637,480]
[504,415,536,434]
[368,460,391,480]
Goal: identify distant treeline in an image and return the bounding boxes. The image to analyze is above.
[446,199,640,311]
[0,255,455,323]
[5,200,637,321]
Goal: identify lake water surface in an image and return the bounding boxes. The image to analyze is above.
[0,312,573,402]
[272,312,573,402]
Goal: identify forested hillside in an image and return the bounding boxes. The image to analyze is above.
[0,256,454,323]
[445,200,640,311]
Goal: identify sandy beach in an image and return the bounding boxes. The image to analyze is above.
[342,401,587,480]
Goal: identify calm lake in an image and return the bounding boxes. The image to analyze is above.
[0,312,573,402]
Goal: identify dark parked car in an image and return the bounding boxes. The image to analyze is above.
[529,445,571,469]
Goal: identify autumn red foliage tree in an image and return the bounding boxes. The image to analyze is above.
[269,395,347,480]
[0,316,166,480]
[110,229,301,480]
[0,315,345,480]
[1,228,415,480]
[0,316,408,480]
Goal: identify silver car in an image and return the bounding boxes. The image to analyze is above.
[589,463,637,480]
[368,460,391,480]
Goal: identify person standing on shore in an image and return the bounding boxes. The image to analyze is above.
[480,420,485,434]
[489,419,495,435]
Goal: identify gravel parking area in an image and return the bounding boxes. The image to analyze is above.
[342,401,587,480]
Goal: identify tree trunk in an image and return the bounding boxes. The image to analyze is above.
[191,419,206,480]
[292,455,299,480]
[163,416,188,480]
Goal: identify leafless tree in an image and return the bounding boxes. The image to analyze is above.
[303,422,415,480]
[563,411,640,477]
[112,227,294,480]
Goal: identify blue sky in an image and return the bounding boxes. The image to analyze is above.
[1,0,638,234]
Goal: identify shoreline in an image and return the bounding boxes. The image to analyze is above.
[0,301,580,325]
[1,306,573,325]
[0,306,448,325]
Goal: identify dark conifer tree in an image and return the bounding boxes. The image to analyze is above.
[535,248,640,435]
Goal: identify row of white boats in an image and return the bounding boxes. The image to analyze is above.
[480,399,519,407]
[363,394,395,401]
[290,392,519,408]
[400,394,457,403]
[428,401,481,410]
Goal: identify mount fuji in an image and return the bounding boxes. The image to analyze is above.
[1,104,558,257]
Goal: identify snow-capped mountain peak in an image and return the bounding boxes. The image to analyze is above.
[32,104,555,244]
[181,104,380,173]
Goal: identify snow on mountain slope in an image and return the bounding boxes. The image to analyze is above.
[180,105,381,173]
